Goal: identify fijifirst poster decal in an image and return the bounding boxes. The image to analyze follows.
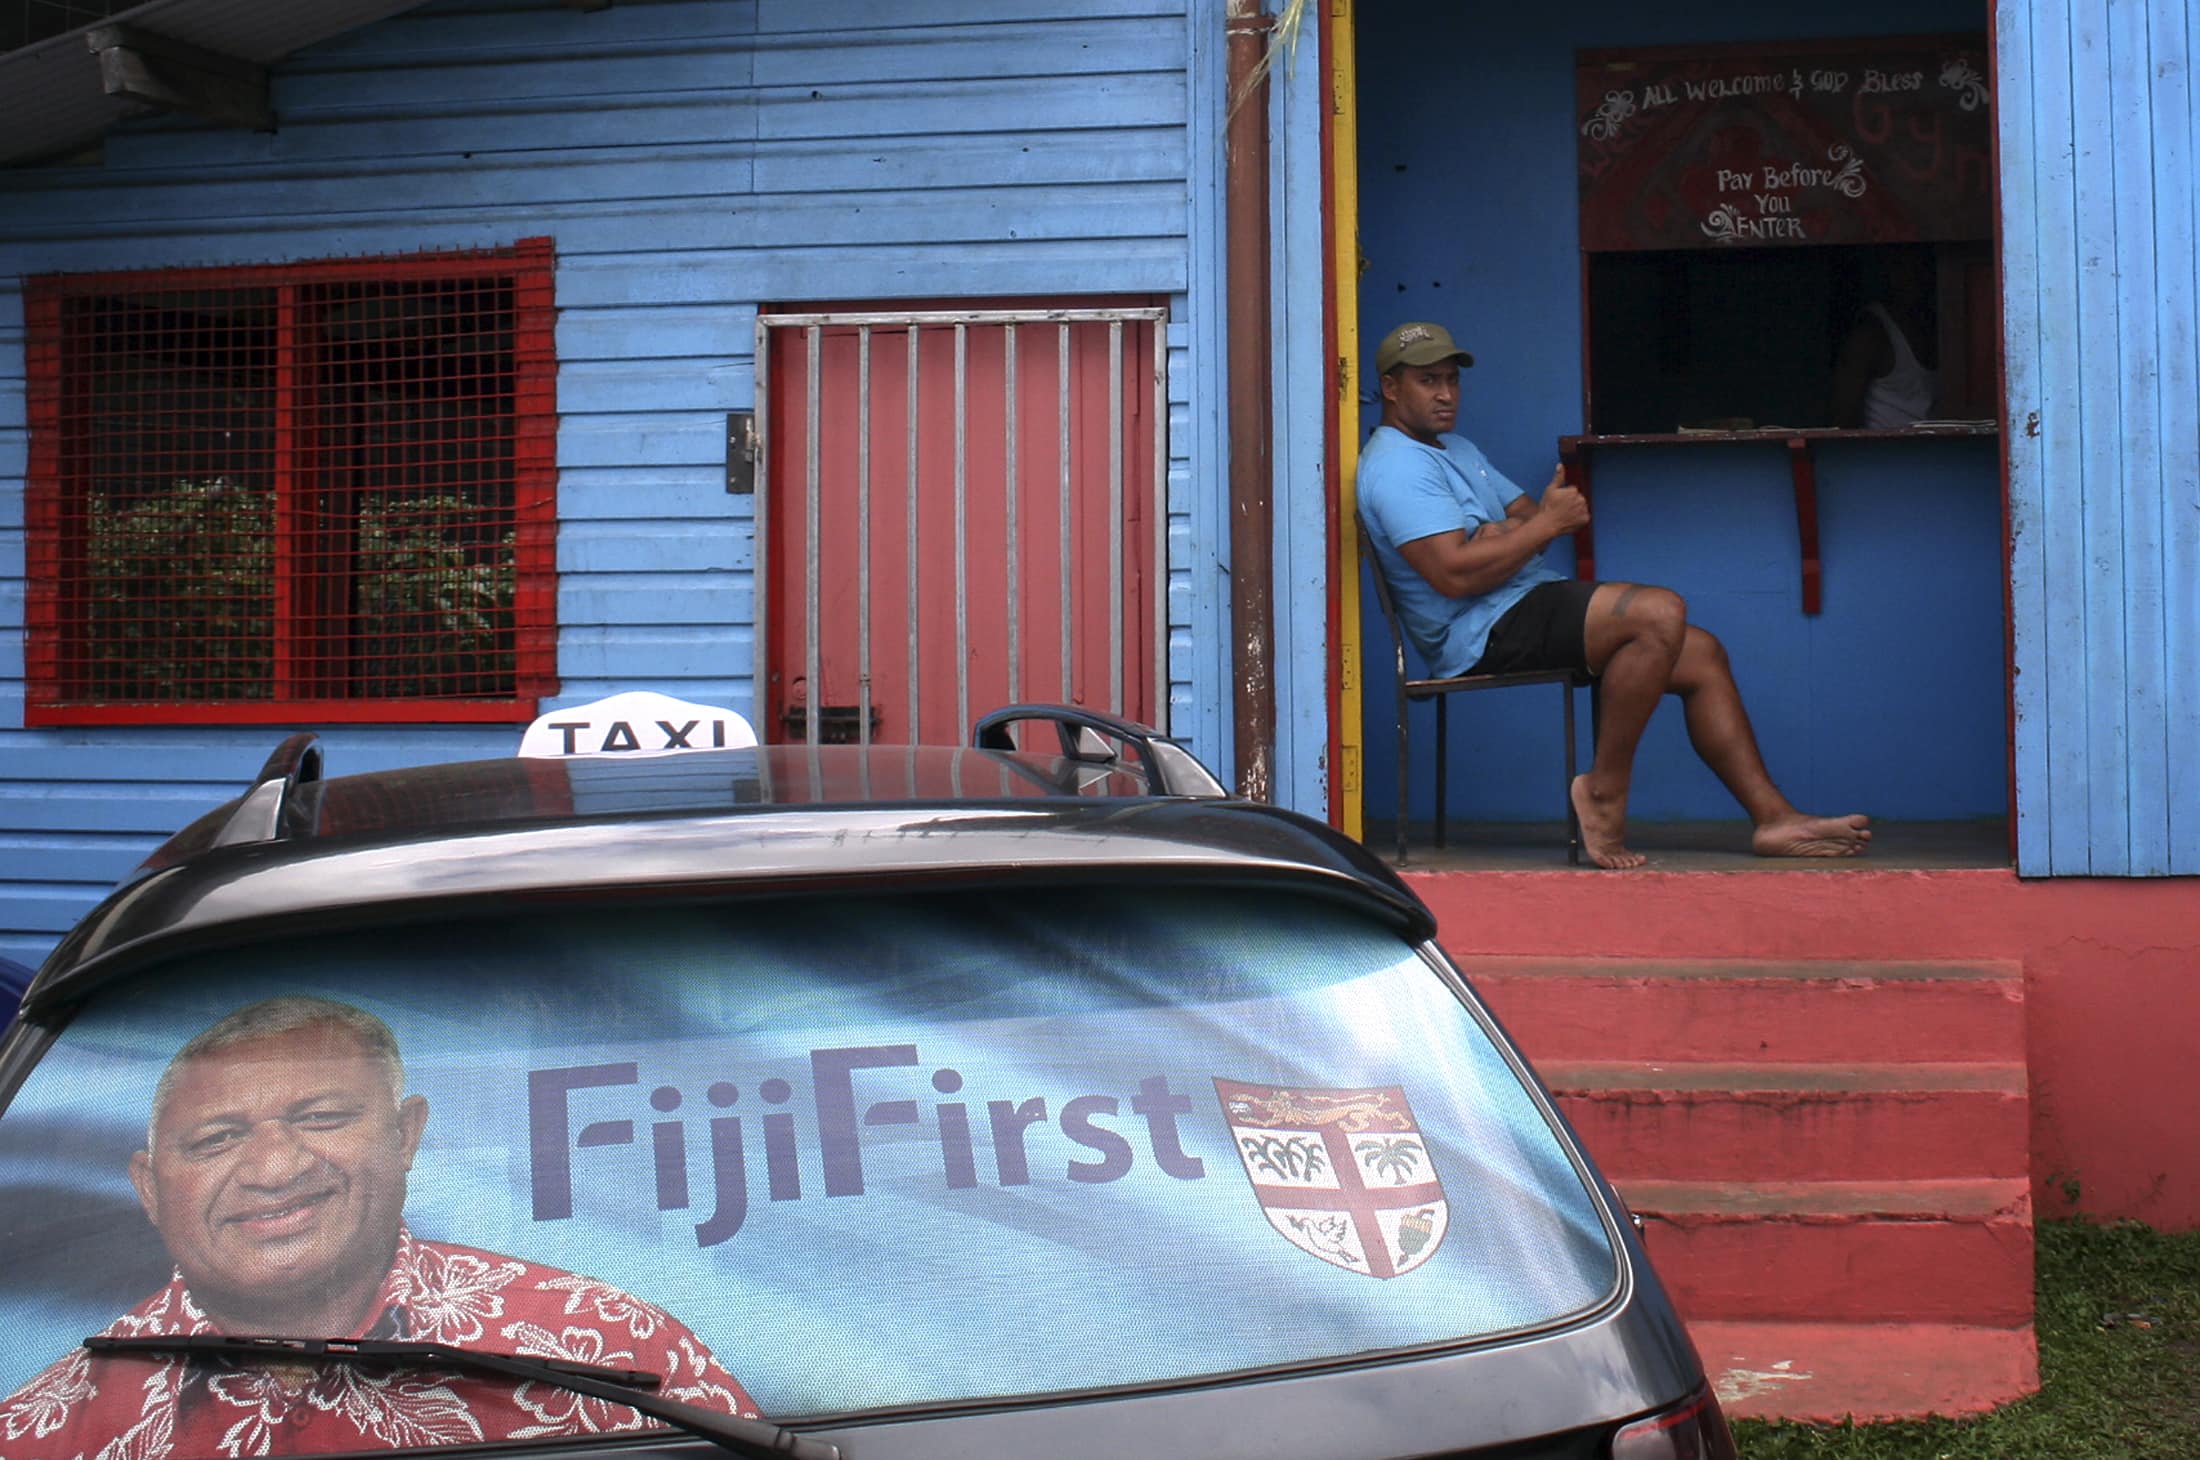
[0,907,1618,1422]
[530,1046,1447,1278]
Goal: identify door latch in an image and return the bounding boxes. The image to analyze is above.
[725,411,757,494]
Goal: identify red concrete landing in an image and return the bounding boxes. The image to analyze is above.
[1691,1320,2039,1423]
[1418,869,2200,1230]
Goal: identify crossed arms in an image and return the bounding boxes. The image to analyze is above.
[1395,466,1591,599]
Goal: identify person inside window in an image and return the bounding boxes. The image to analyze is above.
[1829,245,1940,428]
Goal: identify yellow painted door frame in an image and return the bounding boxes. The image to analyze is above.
[1328,0,1365,839]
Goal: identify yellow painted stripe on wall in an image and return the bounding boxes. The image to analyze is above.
[1330,0,1364,841]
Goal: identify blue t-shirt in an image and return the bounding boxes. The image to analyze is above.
[1357,428,1563,678]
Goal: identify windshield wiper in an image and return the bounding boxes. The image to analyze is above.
[84,1334,840,1460]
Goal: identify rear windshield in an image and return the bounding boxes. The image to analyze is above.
[0,887,1617,1448]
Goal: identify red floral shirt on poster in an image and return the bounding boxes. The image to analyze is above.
[0,1229,758,1459]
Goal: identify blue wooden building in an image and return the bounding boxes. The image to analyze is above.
[2,0,2192,919]
[0,0,1339,973]
[3,0,2198,1422]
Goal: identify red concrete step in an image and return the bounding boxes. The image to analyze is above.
[1460,957,2024,1065]
[1539,1060,2029,1182]
[1690,1318,2039,1422]
[1618,1177,2035,1326]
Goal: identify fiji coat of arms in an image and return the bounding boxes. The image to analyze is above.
[1213,1079,1448,1278]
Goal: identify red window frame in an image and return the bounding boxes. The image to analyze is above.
[23,239,558,725]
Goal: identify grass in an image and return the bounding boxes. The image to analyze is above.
[1735,1219,2200,1458]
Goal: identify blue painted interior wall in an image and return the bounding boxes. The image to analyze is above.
[1354,0,2007,827]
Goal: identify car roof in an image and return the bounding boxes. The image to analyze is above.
[22,737,1435,1018]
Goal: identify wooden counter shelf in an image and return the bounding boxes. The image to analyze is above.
[1557,423,1999,614]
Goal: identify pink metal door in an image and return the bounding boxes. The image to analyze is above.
[759,301,1166,747]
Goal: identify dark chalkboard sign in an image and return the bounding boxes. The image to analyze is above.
[1576,35,1992,252]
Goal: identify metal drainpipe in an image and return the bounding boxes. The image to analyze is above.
[1225,0,1276,803]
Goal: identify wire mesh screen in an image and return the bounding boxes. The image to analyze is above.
[64,284,278,702]
[26,242,557,720]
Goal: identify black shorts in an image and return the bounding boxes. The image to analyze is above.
[1467,579,1600,676]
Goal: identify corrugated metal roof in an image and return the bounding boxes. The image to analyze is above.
[0,0,433,168]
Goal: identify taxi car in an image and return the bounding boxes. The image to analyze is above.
[0,702,1733,1459]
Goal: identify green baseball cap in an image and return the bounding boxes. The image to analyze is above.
[1376,321,1474,375]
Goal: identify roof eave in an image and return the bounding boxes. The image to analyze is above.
[0,0,439,171]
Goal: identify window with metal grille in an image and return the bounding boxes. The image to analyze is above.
[24,239,557,724]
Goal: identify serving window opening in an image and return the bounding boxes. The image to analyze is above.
[1346,7,2008,857]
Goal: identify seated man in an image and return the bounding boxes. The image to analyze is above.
[1357,320,1870,869]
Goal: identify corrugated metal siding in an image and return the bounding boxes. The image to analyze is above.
[1999,0,2200,875]
[0,0,1215,966]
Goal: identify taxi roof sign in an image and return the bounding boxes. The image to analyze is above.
[518,691,758,759]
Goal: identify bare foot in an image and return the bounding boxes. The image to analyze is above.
[1571,775,1649,870]
[1752,812,1872,858]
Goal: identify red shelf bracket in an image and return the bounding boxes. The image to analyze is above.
[1787,436,1822,615]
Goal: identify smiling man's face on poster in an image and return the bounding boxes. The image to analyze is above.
[2,993,761,1456]
[128,1015,428,1337]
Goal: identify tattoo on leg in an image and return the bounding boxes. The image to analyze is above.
[1611,585,1643,617]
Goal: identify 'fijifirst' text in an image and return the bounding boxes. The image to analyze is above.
[529,1046,1209,1246]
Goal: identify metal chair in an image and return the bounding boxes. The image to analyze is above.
[1357,515,1593,867]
